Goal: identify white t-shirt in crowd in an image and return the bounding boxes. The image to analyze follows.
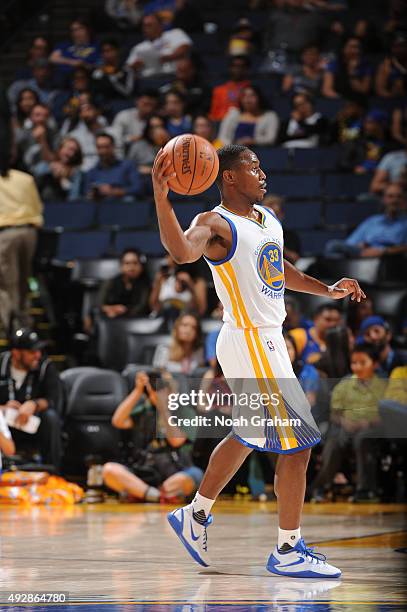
[126,29,192,77]
[10,365,26,390]
[377,150,407,182]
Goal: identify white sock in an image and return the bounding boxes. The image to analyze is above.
[191,492,215,524]
[278,527,301,549]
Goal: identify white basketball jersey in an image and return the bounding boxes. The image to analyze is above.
[204,204,286,329]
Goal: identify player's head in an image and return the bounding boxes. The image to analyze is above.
[215,144,267,203]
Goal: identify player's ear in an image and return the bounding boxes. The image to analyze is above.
[222,169,235,185]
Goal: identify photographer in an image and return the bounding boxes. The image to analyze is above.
[103,370,202,503]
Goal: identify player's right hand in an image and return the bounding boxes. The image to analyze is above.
[152,148,176,201]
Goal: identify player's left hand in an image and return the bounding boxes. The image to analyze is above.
[328,277,366,302]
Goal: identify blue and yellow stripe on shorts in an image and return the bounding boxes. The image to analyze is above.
[214,261,300,452]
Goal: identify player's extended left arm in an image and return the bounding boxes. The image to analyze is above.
[284,259,366,302]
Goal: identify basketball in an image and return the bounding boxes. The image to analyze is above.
[163,133,219,196]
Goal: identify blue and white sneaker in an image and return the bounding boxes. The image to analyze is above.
[167,504,213,567]
[266,538,341,578]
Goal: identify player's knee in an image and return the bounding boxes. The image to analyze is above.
[102,462,120,481]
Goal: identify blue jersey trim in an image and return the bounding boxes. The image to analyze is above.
[258,205,283,228]
[232,431,321,454]
[204,212,238,266]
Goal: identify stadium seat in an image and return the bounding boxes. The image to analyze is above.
[252,147,290,171]
[269,96,291,120]
[98,201,151,229]
[300,229,347,256]
[43,201,97,230]
[173,202,206,228]
[269,174,321,198]
[62,368,126,474]
[60,367,100,416]
[71,258,120,285]
[96,317,166,370]
[115,231,165,256]
[56,231,112,261]
[325,200,380,227]
[367,287,407,331]
[318,258,382,286]
[284,201,322,229]
[315,97,345,118]
[325,173,372,198]
[127,333,171,365]
[293,148,341,171]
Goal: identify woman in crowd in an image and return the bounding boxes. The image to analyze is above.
[218,85,279,146]
[103,369,203,503]
[34,136,83,200]
[282,45,325,96]
[12,88,40,135]
[322,36,373,102]
[375,34,407,99]
[128,115,171,174]
[192,114,223,149]
[153,312,204,374]
[163,90,192,138]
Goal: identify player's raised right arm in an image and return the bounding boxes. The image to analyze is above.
[152,149,212,264]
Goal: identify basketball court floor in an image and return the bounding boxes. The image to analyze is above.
[0,501,406,611]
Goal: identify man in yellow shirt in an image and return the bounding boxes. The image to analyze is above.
[0,158,43,334]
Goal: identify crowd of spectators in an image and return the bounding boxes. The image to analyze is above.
[0,0,406,504]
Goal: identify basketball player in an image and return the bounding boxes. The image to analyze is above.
[152,144,365,578]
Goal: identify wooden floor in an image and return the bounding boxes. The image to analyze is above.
[0,500,406,611]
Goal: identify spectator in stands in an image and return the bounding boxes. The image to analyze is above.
[0,408,15,471]
[153,312,204,373]
[324,183,407,258]
[8,60,57,110]
[375,33,407,99]
[192,115,222,150]
[112,91,159,157]
[339,109,391,174]
[149,255,207,320]
[103,370,202,503]
[347,297,374,336]
[84,133,141,201]
[163,90,192,138]
[321,36,373,102]
[279,91,329,148]
[391,103,407,147]
[284,331,319,408]
[0,328,63,472]
[128,115,170,174]
[34,137,83,201]
[159,55,210,115]
[228,17,256,58]
[125,13,192,78]
[16,103,59,176]
[99,249,150,319]
[11,88,40,139]
[49,18,101,79]
[67,100,109,171]
[205,305,224,369]
[91,38,135,103]
[218,85,279,146]
[311,343,386,503]
[315,326,352,379]
[360,316,407,376]
[370,145,407,194]
[330,99,365,144]
[53,68,93,131]
[382,365,407,407]
[0,157,43,334]
[17,36,51,80]
[290,304,343,364]
[104,0,143,30]
[282,45,325,96]
[209,56,251,122]
[263,194,301,263]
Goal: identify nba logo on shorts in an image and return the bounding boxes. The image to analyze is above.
[266,340,275,352]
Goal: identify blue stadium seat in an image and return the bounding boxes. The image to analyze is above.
[44,201,97,230]
[269,174,321,198]
[315,98,344,118]
[325,173,372,198]
[173,202,206,228]
[115,231,164,256]
[109,99,134,117]
[56,231,111,260]
[326,201,380,227]
[252,76,283,102]
[202,55,228,75]
[300,229,347,256]
[293,148,341,171]
[252,147,290,171]
[98,201,151,229]
[270,96,291,120]
[284,201,322,229]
